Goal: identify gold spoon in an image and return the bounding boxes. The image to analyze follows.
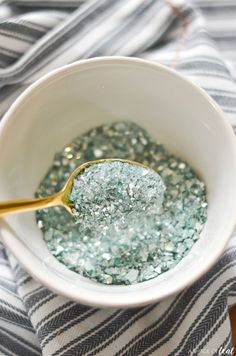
[0,158,149,217]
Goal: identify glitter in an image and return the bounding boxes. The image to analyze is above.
[37,220,43,229]
[93,148,103,158]
[176,244,186,255]
[140,138,148,145]
[54,160,60,167]
[84,260,94,271]
[164,242,175,252]
[36,121,207,285]
[69,161,165,233]
[125,269,139,283]
[64,146,72,153]
[63,252,79,266]
[102,253,112,261]
[178,163,186,170]
[78,259,85,267]
[54,245,64,256]
[103,275,113,284]
[44,230,53,241]
[170,161,177,169]
[67,153,73,160]
[155,266,162,274]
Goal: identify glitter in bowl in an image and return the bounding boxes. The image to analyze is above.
[69,161,165,235]
[36,121,207,285]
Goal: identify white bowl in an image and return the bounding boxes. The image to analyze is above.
[1,57,236,308]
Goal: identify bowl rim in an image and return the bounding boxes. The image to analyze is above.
[1,56,236,308]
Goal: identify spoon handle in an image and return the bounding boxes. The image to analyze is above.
[0,194,61,216]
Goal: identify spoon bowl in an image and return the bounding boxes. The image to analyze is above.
[0,158,155,217]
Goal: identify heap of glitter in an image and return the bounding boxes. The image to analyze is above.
[36,121,207,285]
[69,161,165,236]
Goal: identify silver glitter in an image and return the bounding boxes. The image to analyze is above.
[93,148,103,158]
[103,275,113,284]
[164,242,175,252]
[178,163,186,170]
[102,253,112,261]
[125,269,139,283]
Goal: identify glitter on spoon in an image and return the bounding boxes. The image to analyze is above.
[69,161,165,235]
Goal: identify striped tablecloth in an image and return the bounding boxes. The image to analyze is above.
[1,1,236,355]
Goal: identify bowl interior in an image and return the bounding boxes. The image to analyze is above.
[0,57,236,307]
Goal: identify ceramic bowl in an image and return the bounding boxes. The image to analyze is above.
[1,57,236,308]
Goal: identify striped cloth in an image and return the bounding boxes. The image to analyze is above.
[0,0,236,355]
